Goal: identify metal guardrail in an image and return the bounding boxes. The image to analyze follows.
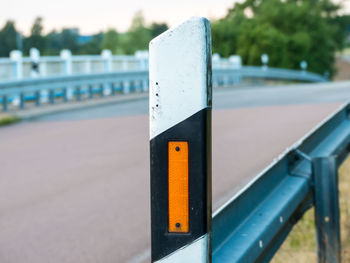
[214,66,327,83]
[212,103,349,262]
[0,70,149,111]
[0,66,326,112]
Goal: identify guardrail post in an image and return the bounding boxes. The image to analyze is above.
[19,92,25,109]
[76,86,82,101]
[40,90,49,104]
[10,50,23,80]
[60,49,72,75]
[122,81,130,94]
[88,85,94,98]
[99,84,104,97]
[2,95,8,111]
[61,50,73,101]
[111,83,116,95]
[35,91,41,106]
[149,17,212,262]
[49,90,55,104]
[102,50,113,95]
[142,79,148,92]
[63,88,68,102]
[312,156,341,263]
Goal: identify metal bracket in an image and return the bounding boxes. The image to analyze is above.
[288,149,313,182]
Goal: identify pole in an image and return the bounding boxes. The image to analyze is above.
[149,17,212,262]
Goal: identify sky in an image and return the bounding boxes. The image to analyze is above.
[0,0,349,36]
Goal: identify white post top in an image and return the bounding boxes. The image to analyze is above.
[300,60,308,70]
[149,16,212,140]
[229,55,242,69]
[261,53,269,64]
[30,48,40,62]
[135,50,149,58]
[212,53,221,61]
[10,50,23,61]
[60,49,72,60]
[101,49,112,59]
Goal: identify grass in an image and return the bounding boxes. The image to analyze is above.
[0,114,20,126]
[271,156,350,262]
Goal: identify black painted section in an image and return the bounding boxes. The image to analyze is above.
[150,108,212,262]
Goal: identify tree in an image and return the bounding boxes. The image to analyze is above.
[102,29,119,53]
[120,11,152,54]
[45,30,62,55]
[212,0,344,77]
[24,17,46,54]
[79,33,103,54]
[0,21,19,57]
[149,22,168,38]
[60,28,79,53]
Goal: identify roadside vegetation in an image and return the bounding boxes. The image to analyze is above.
[211,0,350,78]
[272,156,350,262]
[0,114,20,127]
[0,1,349,79]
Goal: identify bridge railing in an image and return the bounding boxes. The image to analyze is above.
[0,49,149,80]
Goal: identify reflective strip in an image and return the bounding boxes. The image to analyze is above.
[168,141,189,233]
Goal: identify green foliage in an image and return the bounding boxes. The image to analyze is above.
[79,33,103,54]
[120,11,152,54]
[0,11,169,57]
[0,21,19,57]
[0,115,20,126]
[44,29,80,55]
[102,29,119,53]
[212,0,348,77]
[24,17,46,54]
[150,22,168,38]
[116,11,168,54]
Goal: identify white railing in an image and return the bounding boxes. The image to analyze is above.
[0,49,150,81]
[0,49,244,81]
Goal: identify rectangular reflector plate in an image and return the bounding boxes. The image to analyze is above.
[168,141,189,233]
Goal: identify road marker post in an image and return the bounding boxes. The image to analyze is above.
[149,17,212,262]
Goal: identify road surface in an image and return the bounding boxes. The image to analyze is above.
[0,82,349,262]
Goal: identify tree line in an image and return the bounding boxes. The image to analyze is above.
[0,11,168,57]
[0,1,349,77]
[212,0,350,77]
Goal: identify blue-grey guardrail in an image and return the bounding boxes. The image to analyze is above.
[0,70,149,111]
[212,102,349,263]
[0,66,326,112]
[214,66,327,83]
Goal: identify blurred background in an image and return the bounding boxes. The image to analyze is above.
[0,0,350,78]
[1,0,350,263]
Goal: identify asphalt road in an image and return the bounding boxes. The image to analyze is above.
[0,81,349,262]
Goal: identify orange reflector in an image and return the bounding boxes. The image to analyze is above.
[168,141,189,233]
